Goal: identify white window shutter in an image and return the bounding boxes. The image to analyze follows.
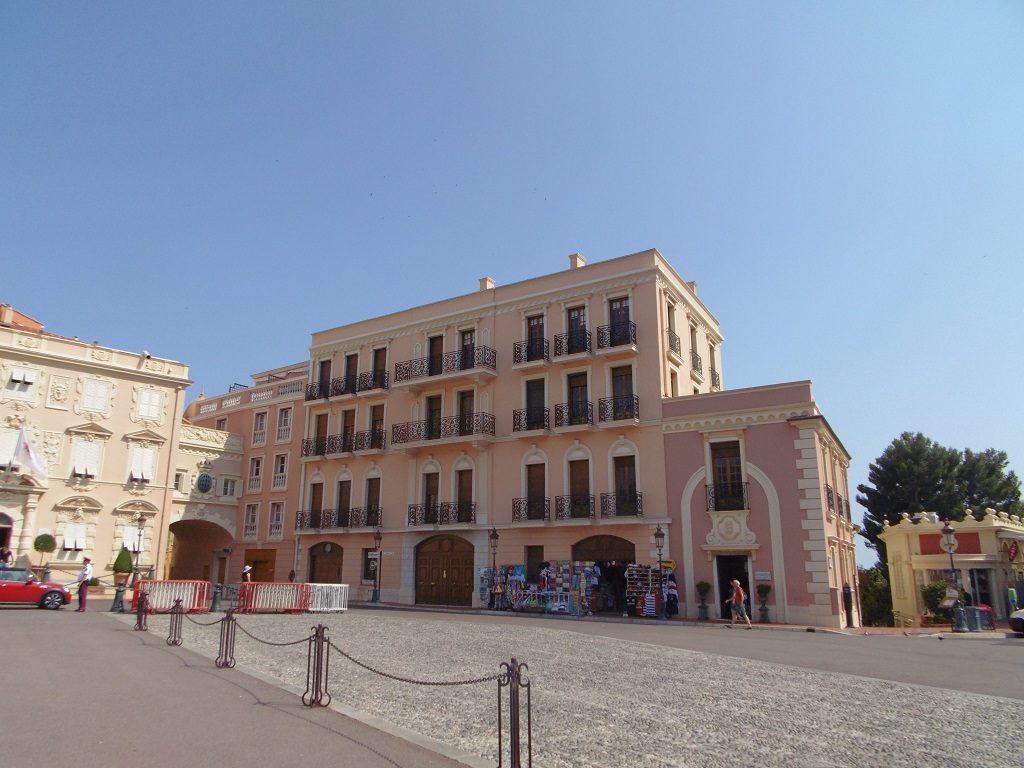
[22,368,37,384]
[139,389,162,419]
[141,446,155,481]
[63,523,76,550]
[83,440,101,477]
[0,429,17,465]
[72,439,88,476]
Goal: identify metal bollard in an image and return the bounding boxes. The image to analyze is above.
[167,599,184,646]
[216,608,237,668]
[498,657,532,768]
[211,582,223,612]
[111,583,126,613]
[134,591,149,631]
[302,624,332,707]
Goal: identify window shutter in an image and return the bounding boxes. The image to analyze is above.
[72,438,95,477]
[139,389,162,419]
[64,523,85,550]
[83,379,110,411]
[22,368,37,384]
[0,429,17,466]
[141,446,155,481]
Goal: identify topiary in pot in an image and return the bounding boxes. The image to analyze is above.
[756,583,772,623]
[33,533,56,566]
[112,546,133,585]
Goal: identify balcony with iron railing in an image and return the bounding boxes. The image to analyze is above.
[357,369,389,392]
[553,329,592,358]
[710,369,721,390]
[391,413,495,446]
[272,472,287,490]
[354,428,386,451]
[690,350,703,377]
[598,395,639,424]
[295,506,383,531]
[301,437,328,457]
[596,321,637,354]
[305,380,331,400]
[554,401,593,428]
[667,329,682,361]
[555,494,595,520]
[600,492,644,518]
[295,508,336,530]
[326,431,356,455]
[705,482,749,511]
[512,407,550,433]
[393,346,497,387]
[512,338,550,368]
[826,485,836,514]
[513,497,550,522]
[329,375,358,398]
[407,501,477,526]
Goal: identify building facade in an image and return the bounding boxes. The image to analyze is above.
[663,381,860,628]
[0,304,191,583]
[879,510,1024,625]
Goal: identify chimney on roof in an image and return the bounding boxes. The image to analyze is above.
[568,253,586,270]
[479,277,496,291]
[688,280,698,294]
[0,305,12,326]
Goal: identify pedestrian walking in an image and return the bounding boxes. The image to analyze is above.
[728,578,752,629]
[76,557,93,612]
[1007,584,1018,613]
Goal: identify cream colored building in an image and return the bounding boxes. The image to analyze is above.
[879,509,1024,625]
[0,304,191,583]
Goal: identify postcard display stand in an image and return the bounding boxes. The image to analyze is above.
[502,561,594,615]
[626,564,663,617]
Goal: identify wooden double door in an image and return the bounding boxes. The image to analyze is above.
[415,536,474,606]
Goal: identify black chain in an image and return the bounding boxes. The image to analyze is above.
[183,612,222,627]
[328,641,497,686]
[234,620,309,647]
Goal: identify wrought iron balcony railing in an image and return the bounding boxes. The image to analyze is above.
[357,369,389,392]
[349,505,382,528]
[513,497,550,522]
[354,428,386,451]
[326,431,356,454]
[295,508,338,530]
[407,501,477,526]
[513,338,550,364]
[597,321,637,349]
[844,498,851,521]
[513,407,549,432]
[710,369,721,389]
[555,494,595,520]
[598,395,639,423]
[554,329,592,357]
[305,380,331,400]
[554,401,593,428]
[667,329,681,356]
[601,492,644,518]
[690,350,703,375]
[394,346,497,383]
[295,506,381,530]
[329,375,358,397]
[826,485,836,513]
[705,482,749,511]
[391,412,495,444]
[301,437,328,457]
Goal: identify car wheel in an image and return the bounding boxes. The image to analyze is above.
[40,591,65,610]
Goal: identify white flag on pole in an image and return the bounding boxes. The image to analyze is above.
[14,427,47,480]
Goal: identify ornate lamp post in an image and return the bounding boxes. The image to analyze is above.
[372,526,383,603]
[131,518,145,587]
[489,527,499,610]
[941,520,967,632]
[654,525,666,620]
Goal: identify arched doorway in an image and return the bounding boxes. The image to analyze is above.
[0,512,12,551]
[415,535,474,606]
[309,542,344,583]
[572,534,636,563]
[572,535,636,614]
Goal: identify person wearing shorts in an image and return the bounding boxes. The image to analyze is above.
[729,578,752,629]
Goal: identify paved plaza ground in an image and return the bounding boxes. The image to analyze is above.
[134,607,1024,767]
[7,603,1022,767]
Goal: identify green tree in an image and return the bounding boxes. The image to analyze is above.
[856,432,960,565]
[958,448,1021,517]
[857,566,893,627]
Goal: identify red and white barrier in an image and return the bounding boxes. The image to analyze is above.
[307,583,349,613]
[132,580,211,613]
[237,581,311,613]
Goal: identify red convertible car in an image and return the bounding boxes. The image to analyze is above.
[0,567,73,609]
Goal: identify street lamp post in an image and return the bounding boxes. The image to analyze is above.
[941,521,966,632]
[654,525,666,620]
[372,527,383,603]
[131,518,145,587]
[488,527,499,610]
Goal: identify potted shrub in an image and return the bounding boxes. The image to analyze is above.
[32,533,56,580]
[696,580,711,620]
[756,583,772,623]
[112,546,133,586]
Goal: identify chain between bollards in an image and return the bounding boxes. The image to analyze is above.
[166,599,184,646]
[134,591,149,631]
[302,624,331,707]
[216,608,237,668]
[498,657,532,768]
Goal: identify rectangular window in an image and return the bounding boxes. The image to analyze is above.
[81,378,111,412]
[425,395,442,440]
[277,407,292,441]
[243,505,258,538]
[362,548,378,582]
[215,418,227,431]
[248,457,263,491]
[5,367,38,399]
[123,525,145,552]
[345,353,359,391]
[71,438,101,478]
[0,428,18,469]
[221,478,237,497]
[269,502,284,538]
[63,523,86,551]
[273,454,287,489]
[710,441,744,510]
[670,370,678,397]
[428,336,443,376]
[337,480,352,513]
[129,444,156,482]
[252,412,268,445]
[137,389,163,420]
[173,471,185,491]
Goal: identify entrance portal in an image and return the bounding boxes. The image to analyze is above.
[308,543,343,583]
[716,554,750,620]
[415,536,474,606]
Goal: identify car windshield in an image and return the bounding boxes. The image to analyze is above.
[0,568,33,583]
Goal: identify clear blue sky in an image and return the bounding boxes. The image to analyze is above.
[4,3,1022,567]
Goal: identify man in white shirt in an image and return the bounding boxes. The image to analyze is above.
[76,557,93,612]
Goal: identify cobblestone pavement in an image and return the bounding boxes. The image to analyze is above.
[137,610,1022,768]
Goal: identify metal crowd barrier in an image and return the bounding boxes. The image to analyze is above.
[132,580,211,613]
[237,581,311,613]
[307,583,350,613]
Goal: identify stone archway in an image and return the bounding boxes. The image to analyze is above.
[572,534,636,563]
[308,542,344,584]
[415,535,474,606]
